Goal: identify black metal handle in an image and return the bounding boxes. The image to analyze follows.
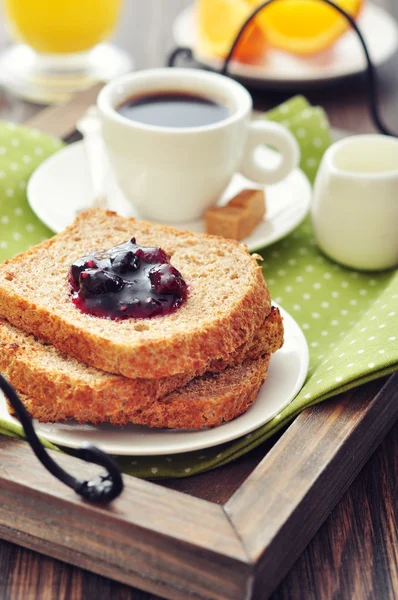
[168,0,397,137]
[0,373,124,503]
[167,46,194,68]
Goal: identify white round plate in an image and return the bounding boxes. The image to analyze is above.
[27,141,311,252]
[0,305,308,456]
[173,3,398,88]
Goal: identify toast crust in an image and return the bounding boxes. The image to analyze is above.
[0,210,271,379]
[8,354,271,429]
[0,308,283,423]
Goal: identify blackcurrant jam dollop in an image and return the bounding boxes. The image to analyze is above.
[69,238,187,320]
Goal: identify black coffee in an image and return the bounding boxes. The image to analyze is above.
[117,91,230,128]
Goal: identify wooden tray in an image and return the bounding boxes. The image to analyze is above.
[0,88,397,600]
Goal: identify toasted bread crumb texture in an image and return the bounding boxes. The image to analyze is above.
[0,308,283,424]
[8,354,271,429]
[0,210,271,379]
[133,355,271,429]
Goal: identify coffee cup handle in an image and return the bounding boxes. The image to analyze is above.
[239,121,300,185]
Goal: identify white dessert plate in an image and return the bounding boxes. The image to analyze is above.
[172,2,398,88]
[0,304,309,456]
[27,141,311,252]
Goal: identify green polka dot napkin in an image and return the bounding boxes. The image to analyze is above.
[0,122,62,262]
[0,107,397,480]
[265,95,333,184]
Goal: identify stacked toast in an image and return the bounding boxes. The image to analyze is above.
[0,210,283,429]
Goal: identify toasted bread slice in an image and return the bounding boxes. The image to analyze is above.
[0,210,270,379]
[128,354,271,429]
[0,308,283,425]
[8,354,271,429]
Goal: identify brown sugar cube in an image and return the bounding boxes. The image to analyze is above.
[229,188,266,225]
[230,188,266,239]
[205,205,248,241]
[205,189,266,241]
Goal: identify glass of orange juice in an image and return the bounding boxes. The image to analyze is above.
[0,0,132,104]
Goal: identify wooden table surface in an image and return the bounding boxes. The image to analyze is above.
[0,1,397,598]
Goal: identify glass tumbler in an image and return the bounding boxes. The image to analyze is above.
[0,0,133,104]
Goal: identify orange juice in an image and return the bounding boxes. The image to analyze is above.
[3,0,123,54]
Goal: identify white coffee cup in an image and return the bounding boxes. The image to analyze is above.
[312,134,398,271]
[97,68,300,223]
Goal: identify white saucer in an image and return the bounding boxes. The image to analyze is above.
[0,305,308,456]
[173,3,398,88]
[27,141,311,252]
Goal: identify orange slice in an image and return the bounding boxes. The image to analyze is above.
[197,0,268,62]
[247,0,364,56]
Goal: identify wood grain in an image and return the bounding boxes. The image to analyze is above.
[0,438,250,600]
[226,375,398,599]
[0,0,397,598]
[271,419,398,600]
[0,374,396,600]
[0,417,396,600]
[24,83,104,139]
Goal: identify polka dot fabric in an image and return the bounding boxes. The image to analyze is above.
[0,121,63,263]
[116,221,397,479]
[0,116,396,481]
[265,95,333,184]
[261,221,398,404]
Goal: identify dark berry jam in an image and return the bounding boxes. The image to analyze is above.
[69,237,187,320]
